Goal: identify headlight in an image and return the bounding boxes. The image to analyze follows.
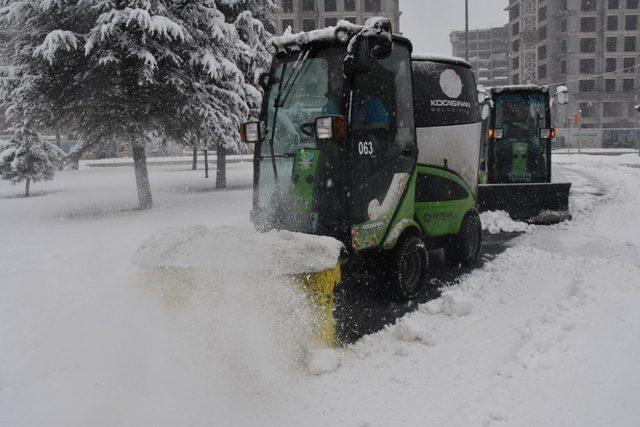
[315,116,347,141]
[240,121,264,143]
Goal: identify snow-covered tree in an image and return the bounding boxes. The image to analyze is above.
[0,123,64,197]
[1,0,271,202]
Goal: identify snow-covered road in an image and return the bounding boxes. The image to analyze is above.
[1,154,640,426]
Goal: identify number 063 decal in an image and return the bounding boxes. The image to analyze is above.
[358,141,374,156]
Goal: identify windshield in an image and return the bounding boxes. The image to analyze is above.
[495,93,548,133]
[492,92,550,183]
[260,47,346,158]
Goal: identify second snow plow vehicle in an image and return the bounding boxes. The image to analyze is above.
[478,85,572,223]
[241,18,482,344]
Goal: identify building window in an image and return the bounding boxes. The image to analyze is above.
[282,18,294,32]
[580,38,596,53]
[626,15,638,29]
[512,57,519,70]
[582,0,597,11]
[579,79,596,92]
[344,16,356,24]
[282,0,294,13]
[324,17,337,27]
[324,0,336,11]
[538,25,547,40]
[606,36,618,51]
[627,0,639,8]
[344,0,356,11]
[623,57,636,72]
[513,74,520,84]
[580,103,595,118]
[581,17,597,32]
[580,58,596,73]
[510,3,520,20]
[561,39,567,53]
[301,0,315,12]
[607,15,619,30]
[364,0,381,12]
[512,39,520,52]
[538,45,547,60]
[512,22,520,35]
[624,36,636,51]
[560,60,567,74]
[538,64,547,79]
[561,19,567,32]
[603,102,623,116]
[605,79,617,92]
[606,57,617,72]
[623,78,635,90]
[539,6,547,21]
[609,0,619,8]
[302,18,316,31]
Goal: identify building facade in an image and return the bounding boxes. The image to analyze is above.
[450,26,510,87]
[272,0,401,35]
[508,0,640,133]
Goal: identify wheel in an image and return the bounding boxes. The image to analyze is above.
[447,211,482,265]
[388,235,429,301]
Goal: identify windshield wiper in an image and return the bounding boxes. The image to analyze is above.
[266,49,312,180]
[278,50,311,108]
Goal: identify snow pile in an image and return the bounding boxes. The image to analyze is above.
[393,317,436,345]
[306,348,341,375]
[134,225,343,276]
[480,210,534,234]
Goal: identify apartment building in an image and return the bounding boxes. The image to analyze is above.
[450,26,510,87]
[272,0,401,34]
[508,0,640,132]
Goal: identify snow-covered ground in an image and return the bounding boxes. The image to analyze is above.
[2,154,640,426]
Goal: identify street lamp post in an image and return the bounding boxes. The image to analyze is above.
[465,0,469,62]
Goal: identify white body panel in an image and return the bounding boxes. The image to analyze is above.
[416,122,481,197]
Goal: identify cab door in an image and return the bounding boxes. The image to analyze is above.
[347,42,416,251]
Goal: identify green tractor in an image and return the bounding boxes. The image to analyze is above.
[241,19,482,340]
[477,85,572,222]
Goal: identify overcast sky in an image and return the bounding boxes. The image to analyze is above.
[400,0,509,56]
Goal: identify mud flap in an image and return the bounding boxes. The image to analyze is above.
[293,264,342,347]
[478,182,572,223]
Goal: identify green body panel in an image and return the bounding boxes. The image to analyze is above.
[510,142,530,180]
[350,173,411,251]
[382,169,419,249]
[352,165,476,251]
[413,166,476,238]
[292,149,320,213]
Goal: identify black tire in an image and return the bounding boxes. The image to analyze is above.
[447,211,482,266]
[388,235,429,301]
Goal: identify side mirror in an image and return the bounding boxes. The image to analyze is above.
[258,73,275,90]
[367,34,392,59]
[539,128,557,139]
[555,85,569,105]
[240,121,265,143]
[364,17,393,59]
[481,104,491,120]
[477,85,490,104]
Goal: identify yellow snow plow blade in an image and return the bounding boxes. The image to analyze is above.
[293,264,342,347]
[134,226,345,347]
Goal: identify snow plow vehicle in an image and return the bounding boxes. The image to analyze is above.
[241,18,483,345]
[477,85,571,223]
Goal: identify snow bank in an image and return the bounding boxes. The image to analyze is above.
[306,348,341,375]
[480,210,533,234]
[134,225,343,276]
